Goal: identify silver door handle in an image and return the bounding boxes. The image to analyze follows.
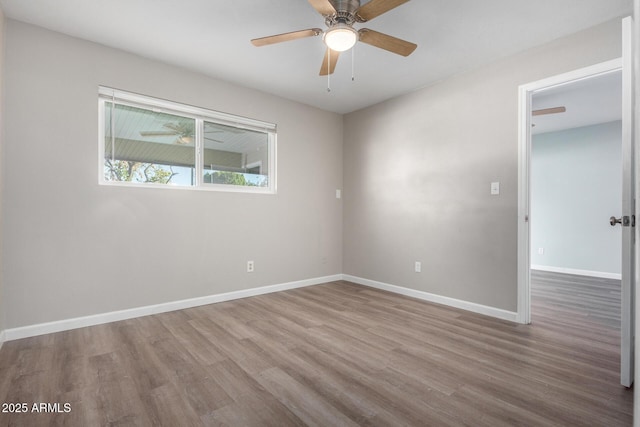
[610,216,633,227]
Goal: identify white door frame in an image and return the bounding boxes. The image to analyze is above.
[516,58,623,325]
[633,0,639,417]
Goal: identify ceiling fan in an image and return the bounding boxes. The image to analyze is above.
[140,123,224,145]
[531,106,565,127]
[251,0,417,76]
[532,106,566,116]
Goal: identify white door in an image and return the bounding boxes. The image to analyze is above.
[619,16,635,388]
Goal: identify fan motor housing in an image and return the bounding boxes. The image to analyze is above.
[335,0,360,14]
[325,0,360,26]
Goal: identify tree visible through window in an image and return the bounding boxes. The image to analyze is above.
[105,159,179,183]
[99,88,276,192]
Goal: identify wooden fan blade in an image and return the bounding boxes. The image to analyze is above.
[532,106,566,116]
[308,0,337,17]
[356,0,410,22]
[251,28,323,47]
[205,136,224,143]
[358,29,417,56]
[319,48,340,76]
[140,131,178,136]
[205,123,244,135]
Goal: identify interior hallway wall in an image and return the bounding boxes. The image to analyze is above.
[530,121,622,277]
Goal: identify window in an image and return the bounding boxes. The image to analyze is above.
[98,87,276,193]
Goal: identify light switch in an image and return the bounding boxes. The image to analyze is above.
[491,182,500,195]
[336,189,342,199]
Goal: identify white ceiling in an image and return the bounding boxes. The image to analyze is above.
[532,70,622,134]
[0,0,632,114]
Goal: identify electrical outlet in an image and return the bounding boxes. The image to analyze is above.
[415,261,422,273]
[538,248,544,255]
[247,261,254,273]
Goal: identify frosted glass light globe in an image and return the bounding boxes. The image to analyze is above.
[324,25,358,52]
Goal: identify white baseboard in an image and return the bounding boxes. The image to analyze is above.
[342,275,518,323]
[4,274,342,342]
[3,272,520,342]
[531,265,622,280]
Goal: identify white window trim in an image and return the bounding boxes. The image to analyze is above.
[97,86,277,194]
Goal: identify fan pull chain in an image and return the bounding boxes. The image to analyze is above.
[351,44,355,82]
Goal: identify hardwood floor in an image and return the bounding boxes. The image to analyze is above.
[532,270,622,329]
[0,278,632,426]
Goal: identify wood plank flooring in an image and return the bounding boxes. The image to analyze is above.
[532,270,622,329]
[0,278,632,426]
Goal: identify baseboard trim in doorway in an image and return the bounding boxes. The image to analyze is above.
[531,265,622,280]
[0,330,5,351]
[3,274,343,342]
[343,275,518,322]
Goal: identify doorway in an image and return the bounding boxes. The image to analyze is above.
[529,71,622,283]
[517,58,624,322]
[516,55,635,387]
[529,70,623,340]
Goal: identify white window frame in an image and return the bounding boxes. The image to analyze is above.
[98,86,277,194]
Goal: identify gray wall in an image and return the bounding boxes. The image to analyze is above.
[531,122,622,275]
[0,6,5,338]
[2,20,343,329]
[343,19,623,311]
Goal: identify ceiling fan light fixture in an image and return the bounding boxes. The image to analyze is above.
[177,136,193,145]
[323,24,358,52]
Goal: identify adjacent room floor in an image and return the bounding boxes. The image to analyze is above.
[0,277,632,426]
